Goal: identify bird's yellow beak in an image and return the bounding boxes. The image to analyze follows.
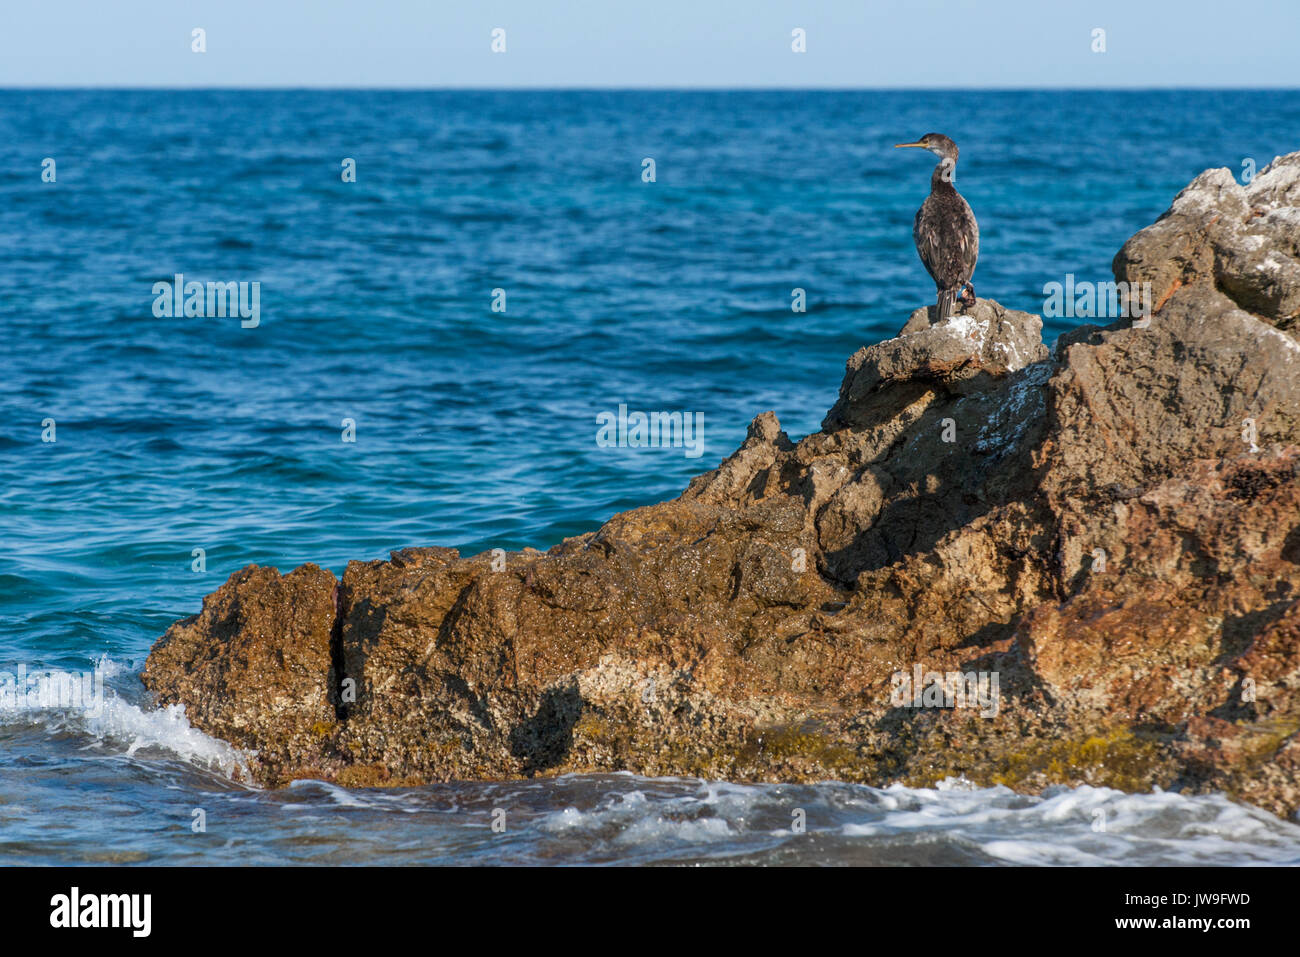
[894,141,927,149]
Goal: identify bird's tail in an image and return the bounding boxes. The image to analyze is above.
[935,287,958,324]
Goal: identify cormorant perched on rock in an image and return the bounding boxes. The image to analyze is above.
[895,133,979,323]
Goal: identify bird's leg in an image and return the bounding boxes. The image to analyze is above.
[959,282,976,309]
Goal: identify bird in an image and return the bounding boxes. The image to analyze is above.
[894,133,979,324]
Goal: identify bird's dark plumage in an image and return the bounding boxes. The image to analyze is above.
[895,133,979,324]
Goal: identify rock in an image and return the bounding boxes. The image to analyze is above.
[1114,151,1300,333]
[141,563,340,783]
[143,152,1300,817]
[824,299,1048,430]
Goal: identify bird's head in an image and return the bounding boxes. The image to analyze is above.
[894,133,959,163]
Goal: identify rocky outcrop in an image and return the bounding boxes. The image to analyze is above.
[1114,149,1300,332]
[143,152,1300,817]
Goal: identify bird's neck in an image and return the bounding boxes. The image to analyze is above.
[931,158,958,191]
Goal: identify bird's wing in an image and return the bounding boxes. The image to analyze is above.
[958,194,979,277]
[913,204,945,286]
[915,192,980,290]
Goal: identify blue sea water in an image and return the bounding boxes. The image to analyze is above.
[2,90,1300,865]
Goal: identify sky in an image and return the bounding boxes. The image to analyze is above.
[1,0,1296,89]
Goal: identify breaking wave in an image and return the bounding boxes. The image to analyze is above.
[0,657,249,779]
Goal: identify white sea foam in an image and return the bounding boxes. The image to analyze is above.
[838,780,1300,865]
[7,662,1297,865]
[84,699,249,778]
[526,773,1300,865]
[0,658,249,779]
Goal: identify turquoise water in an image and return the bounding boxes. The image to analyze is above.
[2,90,1300,864]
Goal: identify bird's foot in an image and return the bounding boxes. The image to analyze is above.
[959,282,976,309]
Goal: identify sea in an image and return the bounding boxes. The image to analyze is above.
[2,89,1299,865]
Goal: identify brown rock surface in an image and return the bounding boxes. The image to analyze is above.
[143,153,1300,817]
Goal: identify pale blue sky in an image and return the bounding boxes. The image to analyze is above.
[3,0,1296,88]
